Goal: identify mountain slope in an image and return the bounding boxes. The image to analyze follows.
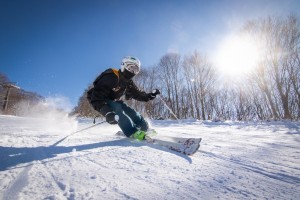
[0,115,299,200]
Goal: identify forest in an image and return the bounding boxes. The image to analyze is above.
[0,73,43,115]
[73,16,300,121]
[1,15,299,121]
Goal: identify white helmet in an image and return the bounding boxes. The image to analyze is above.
[121,56,141,75]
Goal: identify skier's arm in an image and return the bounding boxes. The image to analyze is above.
[125,80,158,102]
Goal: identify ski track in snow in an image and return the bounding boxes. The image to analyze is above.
[0,115,300,200]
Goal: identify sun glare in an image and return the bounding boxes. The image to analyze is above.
[215,34,261,76]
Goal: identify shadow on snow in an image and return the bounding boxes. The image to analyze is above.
[0,138,192,171]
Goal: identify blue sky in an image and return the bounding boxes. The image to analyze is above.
[1,0,299,110]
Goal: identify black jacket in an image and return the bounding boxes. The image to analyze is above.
[87,68,151,116]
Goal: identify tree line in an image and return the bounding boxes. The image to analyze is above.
[73,15,300,121]
[0,73,43,115]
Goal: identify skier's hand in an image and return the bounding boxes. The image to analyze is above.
[105,112,119,124]
[148,89,160,100]
[152,89,160,96]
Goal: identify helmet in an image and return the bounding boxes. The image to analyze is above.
[121,56,141,75]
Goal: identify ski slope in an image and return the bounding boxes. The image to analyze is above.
[0,114,299,200]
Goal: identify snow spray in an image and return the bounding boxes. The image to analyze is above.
[14,97,78,133]
[157,95,179,121]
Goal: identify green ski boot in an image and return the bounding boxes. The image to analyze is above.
[132,130,146,141]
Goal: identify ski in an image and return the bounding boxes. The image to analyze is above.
[145,136,201,155]
[115,131,201,155]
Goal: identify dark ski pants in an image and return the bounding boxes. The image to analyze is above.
[107,100,149,137]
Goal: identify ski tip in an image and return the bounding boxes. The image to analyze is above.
[186,139,201,155]
[186,144,201,156]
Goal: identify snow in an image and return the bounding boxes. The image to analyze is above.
[0,115,299,200]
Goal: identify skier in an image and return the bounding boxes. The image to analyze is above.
[87,56,160,140]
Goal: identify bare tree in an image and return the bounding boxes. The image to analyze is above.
[157,53,182,118]
[182,51,216,120]
[243,15,300,119]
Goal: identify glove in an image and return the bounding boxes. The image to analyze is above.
[105,112,119,124]
[148,89,161,100]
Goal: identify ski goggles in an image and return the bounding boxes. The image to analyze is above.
[126,64,140,75]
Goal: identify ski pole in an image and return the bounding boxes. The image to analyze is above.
[157,95,180,121]
[50,120,106,147]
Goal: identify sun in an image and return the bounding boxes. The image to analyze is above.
[214,34,261,76]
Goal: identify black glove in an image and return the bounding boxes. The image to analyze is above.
[148,89,161,100]
[105,112,118,124]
